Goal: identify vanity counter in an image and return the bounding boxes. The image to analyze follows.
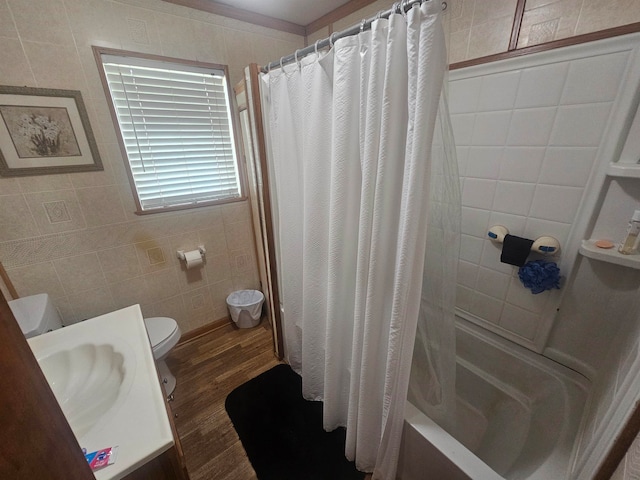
[27,305,174,480]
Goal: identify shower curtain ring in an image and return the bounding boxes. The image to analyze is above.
[376,9,384,20]
[360,19,367,32]
[279,56,285,70]
[314,39,321,55]
[294,49,301,67]
[401,0,410,18]
[394,2,401,14]
[329,32,338,48]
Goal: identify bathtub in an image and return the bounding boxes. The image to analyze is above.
[398,318,590,480]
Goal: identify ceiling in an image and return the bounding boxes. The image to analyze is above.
[214,0,353,26]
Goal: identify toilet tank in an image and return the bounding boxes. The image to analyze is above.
[8,293,63,338]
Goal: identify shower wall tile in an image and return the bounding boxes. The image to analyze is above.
[471,292,503,324]
[562,52,629,104]
[539,147,597,187]
[449,77,481,114]
[506,107,557,146]
[506,280,547,314]
[492,182,536,216]
[455,147,470,176]
[500,304,539,340]
[457,260,479,288]
[471,111,512,145]
[465,147,503,179]
[523,218,572,247]
[479,241,513,276]
[450,114,475,144]
[550,104,612,147]
[499,147,545,182]
[530,185,584,223]
[0,0,301,333]
[459,235,484,264]
[515,63,569,108]
[450,42,632,349]
[476,71,520,112]
[476,267,510,300]
[461,207,490,237]
[461,178,496,210]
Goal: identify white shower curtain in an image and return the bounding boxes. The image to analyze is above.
[260,2,452,478]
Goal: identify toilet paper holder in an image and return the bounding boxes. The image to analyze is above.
[176,245,206,261]
[487,226,560,255]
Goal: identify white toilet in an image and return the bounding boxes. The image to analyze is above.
[143,317,181,396]
[9,294,181,396]
[9,293,62,338]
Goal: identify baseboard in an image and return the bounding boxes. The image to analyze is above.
[177,317,233,346]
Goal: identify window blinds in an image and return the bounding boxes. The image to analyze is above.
[101,55,241,211]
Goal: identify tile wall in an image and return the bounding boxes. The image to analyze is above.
[519,0,640,49]
[449,43,632,350]
[0,0,304,333]
[309,0,640,65]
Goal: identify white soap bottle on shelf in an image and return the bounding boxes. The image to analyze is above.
[618,209,640,255]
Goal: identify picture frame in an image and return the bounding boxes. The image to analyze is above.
[0,86,103,177]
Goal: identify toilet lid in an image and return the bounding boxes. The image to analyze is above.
[144,317,178,348]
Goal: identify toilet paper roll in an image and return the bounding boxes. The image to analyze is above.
[183,249,203,269]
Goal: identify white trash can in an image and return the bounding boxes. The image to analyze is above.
[226,289,265,329]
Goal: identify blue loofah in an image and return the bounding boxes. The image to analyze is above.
[518,260,561,294]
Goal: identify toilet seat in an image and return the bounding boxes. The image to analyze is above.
[144,317,180,360]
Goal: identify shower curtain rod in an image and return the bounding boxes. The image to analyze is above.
[261,0,442,73]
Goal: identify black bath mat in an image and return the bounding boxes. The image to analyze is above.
[225,364,365,480]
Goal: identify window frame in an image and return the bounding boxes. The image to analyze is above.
[93,46,247,215]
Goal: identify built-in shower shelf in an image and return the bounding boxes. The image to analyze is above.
[579,240,640,269]
[606,163,640,178]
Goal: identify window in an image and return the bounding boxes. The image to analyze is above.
[96,49,242,213]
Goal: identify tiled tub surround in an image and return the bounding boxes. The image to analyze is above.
[449,35,639,352]
[0,0,304,333]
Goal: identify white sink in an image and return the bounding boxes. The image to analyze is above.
[38,344,127,438]
[27,305,173,480]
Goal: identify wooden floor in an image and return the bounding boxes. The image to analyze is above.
[166,321,281,480]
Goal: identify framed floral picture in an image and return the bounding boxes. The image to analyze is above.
[0,86,102,176]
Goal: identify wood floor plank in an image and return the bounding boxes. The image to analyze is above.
[167,322,280,480]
